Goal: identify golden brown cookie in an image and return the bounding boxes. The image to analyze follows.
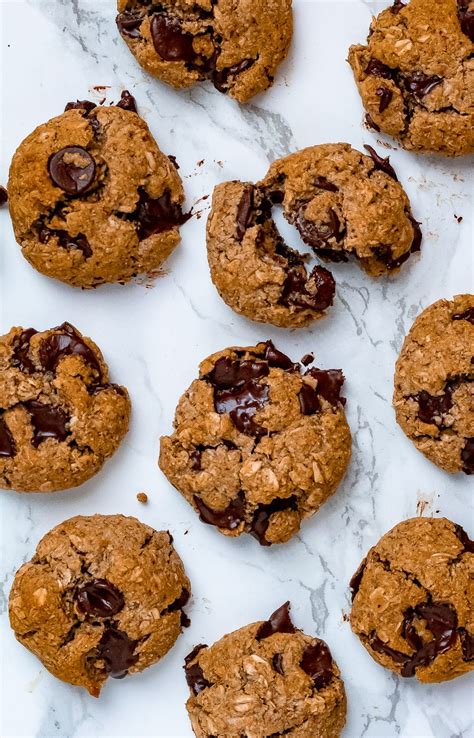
[0,322,130,492]
[9,515,191,697]
[393,295,474,474]
[184,602,346,738]
[350,517,474,683]
[348,0,474,156]
[116,0,293,104]
[207,143,421,328]
[8,92,188,288]
[159,341,351,545]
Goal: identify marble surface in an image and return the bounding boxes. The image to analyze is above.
[1,1,473,736]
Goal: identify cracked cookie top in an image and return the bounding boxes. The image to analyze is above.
[0,322,131,492]
[159,341,351,545]
[350,517,474,683]
[8,93,188,288]
[116,0,293,103]
[207,143,421,328]
[184,601,346,738]
[9,515,191,696]
[393,295,474,474]
[348,0,474,156]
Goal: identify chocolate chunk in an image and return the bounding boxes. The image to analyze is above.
[461,438,474,475]
[298,384,321,416]
[454,523,474,553]
[0,185,8,206]
[349,558,367,601]
[194,491,246,530]
[267,189,285,204]
[190,449,203,470]
[401,603,457,677]
[364,145,398,181]
[184,645,211,695]
[0,415,16,458]
[274,239,303,268]
[402,72,443,98]
[314,176,338,192]
[458,0,474,41]
[48,146,96,195]
[296,209,343,250]
[365,113,381,132]
[300,642,334,690]
[365,58,394,79]
[215,380,270,435]
[24,401,70,447]
[116,90,138,113]
[168,155,180,170]
[272,653,284,675]
[212,59,255,93]
[376,86,393,112]
[281,266,336,312]
[39,322,102,378]
[64,100,96,114]
[116,10,143,38]
[50,230,92,258]
[301,353,314,367]
[167,588,191,613]
[256,602,296,641]
[306,368,346,407]
[150,14,195,62]
[250,496,298,546]
[415,387,453,425]
[263,341,295,371]
[453,307,474,324]
[95,627,138,679]
[236,185,255,241]
[134,188,189,240]
[408,214,422,255]
[314,247,349,263]
[12,328,38,374]
[391,0,406,13]
[370,634,407,664]
[459,629,474,661]
[181,611,191,628]
[75,579,125,617]
[206,357,269,389]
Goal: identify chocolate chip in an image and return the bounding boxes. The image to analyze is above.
[306,368,346,407]
[116,10,143,39]
[64,100,96,114]
[236,185,255,241]
[250,496,298,546]
[150,13,195,62]
[134,188,190,240]
[116,90,138,113]
[24,401,70,447]
[301,353,314,367]
[365,113,381,132]
[376,86,393,112]
[281,266,336,312]
[48,146,96,195]
[272,653,284,675]
[256,602,296,641]
[12,328,38,374]
[206,357,269,389]
[461,438,474,475]
[39,322,102,379]
[0,415,16,458]
[0,185,8,206]
[349,557,367,601]
[296,209,343,250]
[402,72,443,98]
[364,145,398,181]
[75,579,124,617]
[298,384,321,416]
[454,523,474,553]
[458,0,474,41]
[415,387,454,425]
[184,645,211,695]
[95,627,138,679]
[365,58,394,79]
[400,603,457,677]
[212,59,255,93]
[194,491,246,530]
[190,449,203,470]
[459,629,474,661]
[263,341,295,371]
[453,308,474,324]
[314,176,338,192]
[300,641,334,690]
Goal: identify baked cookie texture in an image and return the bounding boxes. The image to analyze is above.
[393,295,474,474]
[184,602,346,738]
[348,0,474,156]
[8,93,187,288]
[350,517,474,683]
[159,341,351,545]
[207,143,421,328]
[9,515,191,696]
[116,0,293,103]
[0,322,131,492]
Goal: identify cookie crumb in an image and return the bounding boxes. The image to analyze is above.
[137,492,148,504]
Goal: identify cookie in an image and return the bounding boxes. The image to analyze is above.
[0,322,131,492]
[116,0,292,104]
[350,517,474,683]
[8,92,188,288]
[348,0,474,156]
[393,295,474,474]
[9,515,191,696]
[184,602,346,738]
[207,143,421,328]
[159,341,351,545]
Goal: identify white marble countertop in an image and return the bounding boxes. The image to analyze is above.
[1,1,473,736]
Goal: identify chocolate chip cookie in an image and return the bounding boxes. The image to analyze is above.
[116,0,292,104]
[350,517,474,683]
[159,341,351,545]
[9,515,191,696]
[8,93,188,288]
[348,0,474,156]
[0,322,131,492]
[393,295,474,474]
[184,602,346,738]
[207,143,421,328]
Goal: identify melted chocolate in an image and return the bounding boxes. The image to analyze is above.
[116,10,143,39]
[453,307,474,324]
[376,85,393,112]
[263,341,295,371]
[365,58,394,79]
[256,602,296,641]
[415,386,454,425]
[401,603,457,677]
[296,209,343,250]
[402,72,443,98]
[184,645,211,695]
[236,185,255,241]
[300,642,334,690]
[349,558,367,601]
[64,100,96,114]
[194,491,246,530]
[116,90,138,113]
[75,579,124,617]
[206,357,269,388]
[48,146,96,195]
[280,266,336,312]
[150,14,195,62]
[364,145,398,181]
[272,653,285,675]
[39,322,102,378]
[0,415,16,458]
[24,401,70,447]
[250,496,298,546]
[458,0,474,41]
[365,113,381,132]
[212,59,255,93]
[461,438,474,475]
[134,188,190,240]
[95,627,138,679]
[12,328,38,374]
